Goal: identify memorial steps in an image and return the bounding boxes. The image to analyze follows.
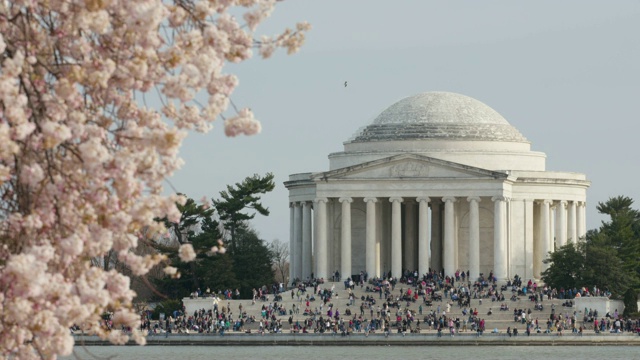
[186,282,578,333]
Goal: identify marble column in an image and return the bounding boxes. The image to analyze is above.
[556,200,568,247]
[314,198,328,280]
[492,196,507,282]
[289,203,294,285]
[524,199,535,281]
[442,196,456,277]
[550,203,556,252]
[431,199,442,272]
[313,202,317,277]
[390,197,403,278]
[404,201,417,272]
[539,200,552,274]
[568,201,577,244]
[302,201,312,280]
[339,197,353,280]
[364,197,377,279]
[293,202,303,281]
[467,196,481,282]
[314,202,321,279]
[582,202,587,239]
[417,197,430,276]
[375,201,383,277]
[576,201,586,240]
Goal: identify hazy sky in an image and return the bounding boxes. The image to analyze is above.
[168,0,640,244]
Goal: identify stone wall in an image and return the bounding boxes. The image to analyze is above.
[182,297,219,316]
[574,297,636,317]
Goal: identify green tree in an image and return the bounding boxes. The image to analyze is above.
[541,242,585,290]
[197,252,240,295]
[594,196,640,276]
[153,173,278,300]
[191,215,223,254]
[623,288,639,316]
[164,196,215,244]
[153,260,193,299]
[230,225,275,298]
[583,238,635,297]
[542,196,640,299]
[191,216,240,294]
[154,196,217,298]
[213,173,275,249]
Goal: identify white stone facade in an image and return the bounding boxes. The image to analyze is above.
[285,92,589,283]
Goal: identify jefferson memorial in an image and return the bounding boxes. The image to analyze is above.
[285,92,589,283]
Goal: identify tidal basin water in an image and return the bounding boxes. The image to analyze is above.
[66,345,637,360]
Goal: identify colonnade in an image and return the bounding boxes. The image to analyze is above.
[539,200,588,258]
[289,197,587,284]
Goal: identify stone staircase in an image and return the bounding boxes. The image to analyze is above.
[187,281,578,333]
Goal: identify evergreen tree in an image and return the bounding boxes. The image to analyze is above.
[213,173,275,250]
[594,196,640,279]
[230,224,275,298]
[197,252,240,295]
[153,174,278,300]
[192,216,223,254]
[192,216,240,294]
[154,197,218,298]
[583,237,635,297]
[152,256,195,299]
[163,195,214,244]
[623,288,639,316]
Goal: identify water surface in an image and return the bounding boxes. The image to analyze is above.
[66,345,637,360]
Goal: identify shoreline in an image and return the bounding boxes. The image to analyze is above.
[74,333,640,346]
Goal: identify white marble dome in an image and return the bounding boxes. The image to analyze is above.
[350,91,528,143]
[374,92,508,125]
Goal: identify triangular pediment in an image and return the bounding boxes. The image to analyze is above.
[312,154,508,181]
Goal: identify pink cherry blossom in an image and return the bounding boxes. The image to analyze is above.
[163,266,179,277]
[0,0,309,358]
[224,108,262,137]
[178,243,197,262]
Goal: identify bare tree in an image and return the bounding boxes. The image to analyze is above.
[269,239,289,285]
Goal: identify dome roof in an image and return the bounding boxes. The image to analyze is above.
[350,92,528,143]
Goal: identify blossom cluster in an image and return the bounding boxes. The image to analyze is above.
[0,0,308,358]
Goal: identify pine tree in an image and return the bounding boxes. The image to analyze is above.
[213,173,275,250]
[230,225,276,298]
[594,196,640,285]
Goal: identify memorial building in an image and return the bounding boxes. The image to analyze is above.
[285,92,589,283]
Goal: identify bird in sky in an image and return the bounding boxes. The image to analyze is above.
[344,81,347,87]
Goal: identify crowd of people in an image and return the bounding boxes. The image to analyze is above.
[140,301,262,335]
[132,269,640,338]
